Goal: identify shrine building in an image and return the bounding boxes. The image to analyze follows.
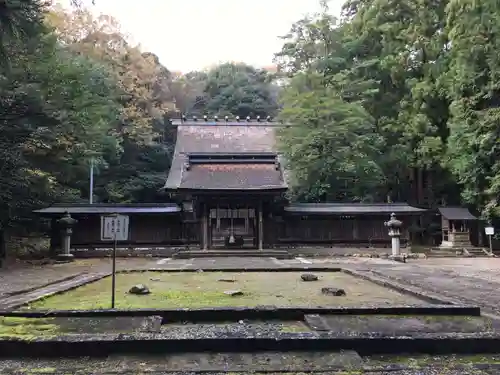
[35,116,428,257]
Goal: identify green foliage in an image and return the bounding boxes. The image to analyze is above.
[276,0,499,218]
[46,6,176,204]
[444,0,500,219]
[4,0,500,242]
[278,73,384,201]
[0,0,45,68]
[0,2,285,240]
[200,62,279,118]
[0,25,120,230]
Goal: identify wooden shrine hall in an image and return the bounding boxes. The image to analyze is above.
[35,116,427,255]
[162,116,425,251]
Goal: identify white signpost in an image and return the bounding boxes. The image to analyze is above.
[485,226,495,255]
[101,215,129,241]
[101,214,129,308]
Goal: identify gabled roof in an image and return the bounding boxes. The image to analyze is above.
[178,163,286,191]
[34,203,181,215]
[285,203,426,215]
[438,207,477,220]
[164,122,288,191]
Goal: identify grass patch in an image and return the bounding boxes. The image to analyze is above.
[19,368,57,374]
[0,317,59,339]
[24,271,425,310]
[279,321,311,333]
[366,354,500,366]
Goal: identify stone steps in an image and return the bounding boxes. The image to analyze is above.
[464,248,493,257]
[210,236,257,249]
[172,250,293,259]
[429,247,492,257]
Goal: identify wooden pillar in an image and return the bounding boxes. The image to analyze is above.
[200,203,209,250]
[50,217,61,257]
[269,216,275,249]
[352,218,359,241]
[258,201,264,250]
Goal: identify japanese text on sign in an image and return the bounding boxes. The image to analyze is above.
[101,215,129,241]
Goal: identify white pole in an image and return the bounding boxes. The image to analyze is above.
[89,158,94,204]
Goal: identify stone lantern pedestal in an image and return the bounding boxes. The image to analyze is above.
[56,212,77,262]
[384,212,403,257]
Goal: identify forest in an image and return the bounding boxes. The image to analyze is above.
[276,0,500,222]
[1,0,499,252]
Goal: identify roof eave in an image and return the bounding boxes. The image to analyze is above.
[170,187,288,194]
[33,203,182,215]
[283,210,426,215]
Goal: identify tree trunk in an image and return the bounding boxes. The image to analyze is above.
[0,227,6,268]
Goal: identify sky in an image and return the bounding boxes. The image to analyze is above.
[70,0,344,73]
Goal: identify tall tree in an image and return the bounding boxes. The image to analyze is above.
[277,0,459,207]
[201,62,279,118]
[0,18,121,241]
[47,6,176,203]
[445,0,500,218]
[277,72,384,202]
[0,0,45,66]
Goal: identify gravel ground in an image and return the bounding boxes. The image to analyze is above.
[1,353,500,374]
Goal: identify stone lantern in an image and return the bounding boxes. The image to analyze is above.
[56,211,78,261]
[384,212,403,256]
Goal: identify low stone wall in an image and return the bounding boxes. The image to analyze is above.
[71,247,181,258]
[1,330,498,357]
[1,305,480,321]
[288,247,394,258]
[69,246,427,259]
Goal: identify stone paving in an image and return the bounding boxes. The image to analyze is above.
[0,259,150,298]
[3,256,500,315]
[365,258,500,315]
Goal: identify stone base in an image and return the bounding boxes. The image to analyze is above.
[56,253,74,262]
[388,254,407,263]
[173,249,293,259]
[430,246,490,257]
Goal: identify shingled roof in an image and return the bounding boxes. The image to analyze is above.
[179,163,285,190]
[285,203,426,215]
[164,122,288,191]
[35,203,181,215]
[438,207,477,220]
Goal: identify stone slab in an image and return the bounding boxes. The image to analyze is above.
[304,314,330,331]
[317,315,500,335]
[0,273,109,310]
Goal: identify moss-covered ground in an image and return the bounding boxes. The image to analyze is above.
[23,271,424,310]
[0,317,59,339]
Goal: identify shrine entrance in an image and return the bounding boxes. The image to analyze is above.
[209,204,257,249]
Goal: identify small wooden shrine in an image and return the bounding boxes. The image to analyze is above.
[438,207,478,249]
